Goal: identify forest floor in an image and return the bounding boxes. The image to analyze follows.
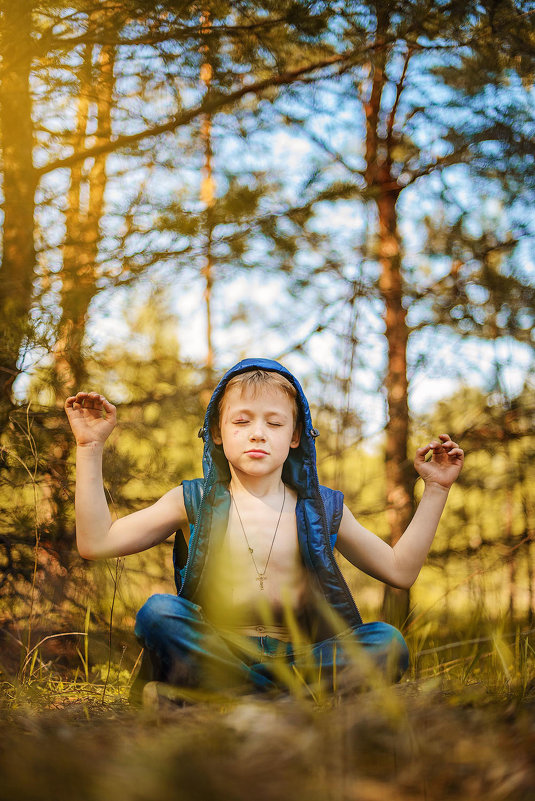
[1,622,534,801]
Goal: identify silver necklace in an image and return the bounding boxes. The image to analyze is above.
[230,485,286,590]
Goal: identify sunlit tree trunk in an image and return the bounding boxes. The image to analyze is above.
[200,111,215,378]
[199,10,216,389]
[45,41,115,571]
[363,7,413,627]
[376,188,413,626]
[0,0,37,436]
[55,42,115,395]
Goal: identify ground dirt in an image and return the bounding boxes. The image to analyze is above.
[0,682,533,801]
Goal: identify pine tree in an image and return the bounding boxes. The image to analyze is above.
[238,0,534,625]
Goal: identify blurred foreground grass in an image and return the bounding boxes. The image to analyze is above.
[0,618,534,801]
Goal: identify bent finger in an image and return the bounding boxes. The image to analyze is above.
[449,447,464,458]
[415,444,431,458]
[100,396,116,411]
[83,392,102,409]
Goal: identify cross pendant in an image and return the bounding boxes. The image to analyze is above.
[257,574,265,590]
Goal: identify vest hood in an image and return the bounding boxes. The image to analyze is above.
[197,357,321,497]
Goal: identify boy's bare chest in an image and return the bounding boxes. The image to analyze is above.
[226,504,300,574]
[214,494,309,619]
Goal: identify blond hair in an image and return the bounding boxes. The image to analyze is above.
[217,369,299,426]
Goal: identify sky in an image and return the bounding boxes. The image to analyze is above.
[14,19,535,443]
[82,108,533,436]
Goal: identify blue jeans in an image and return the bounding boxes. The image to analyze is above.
[133,594,409,698]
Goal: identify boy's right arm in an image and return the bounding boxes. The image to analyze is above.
[65,392,188,560]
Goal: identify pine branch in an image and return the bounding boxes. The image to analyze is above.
[386,45,412,150]
[37,52,359,178]
[41,15,297,50]
[403,148,472,185]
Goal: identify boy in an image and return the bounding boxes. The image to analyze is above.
[65,358,463,699]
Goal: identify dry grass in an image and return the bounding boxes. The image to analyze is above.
[0,681,533,801]
[0,617,534,801]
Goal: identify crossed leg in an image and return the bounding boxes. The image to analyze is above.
[131,594,409,702]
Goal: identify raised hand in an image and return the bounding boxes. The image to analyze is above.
[414,433,464,490]
[65,392,117,447]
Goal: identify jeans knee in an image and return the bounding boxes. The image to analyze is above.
[134,594,204,643]
[353,621,409,678]
[135,594,179,641]
[377,622,409,676]
[391,627,409,673]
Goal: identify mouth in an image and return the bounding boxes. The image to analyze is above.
[246,449,269,457]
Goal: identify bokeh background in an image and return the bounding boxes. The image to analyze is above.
[0,1,534,680]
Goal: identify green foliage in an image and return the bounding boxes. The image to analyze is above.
[0,290,205,617]
[409,384,534,624]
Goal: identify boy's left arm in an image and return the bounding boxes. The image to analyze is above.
[335,433,464,589]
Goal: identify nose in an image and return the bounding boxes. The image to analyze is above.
[249,423,266,441]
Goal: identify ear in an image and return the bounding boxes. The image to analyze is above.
[211,424,222,445]
[290,424,302,449]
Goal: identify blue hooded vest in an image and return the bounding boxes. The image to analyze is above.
[172,358,362,638]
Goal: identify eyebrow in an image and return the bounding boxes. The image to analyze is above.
[230,407,289,418]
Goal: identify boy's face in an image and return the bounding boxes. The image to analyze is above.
[212,384,300,479]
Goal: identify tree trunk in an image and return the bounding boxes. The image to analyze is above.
[44,42,115,571]
[362,8,413,628]
[55,42,115,395]
[0,0,37,436]
[377,188,413,628]
[200,111,215,378]
[200,10,216,395]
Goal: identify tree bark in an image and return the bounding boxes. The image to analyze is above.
[55,42,115,394]
[362,7,413,627]
[200,10,216,390]
[377,189,413,628]
[200,113,215,377]
[0,0,37,436]
[44,41,115,570]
